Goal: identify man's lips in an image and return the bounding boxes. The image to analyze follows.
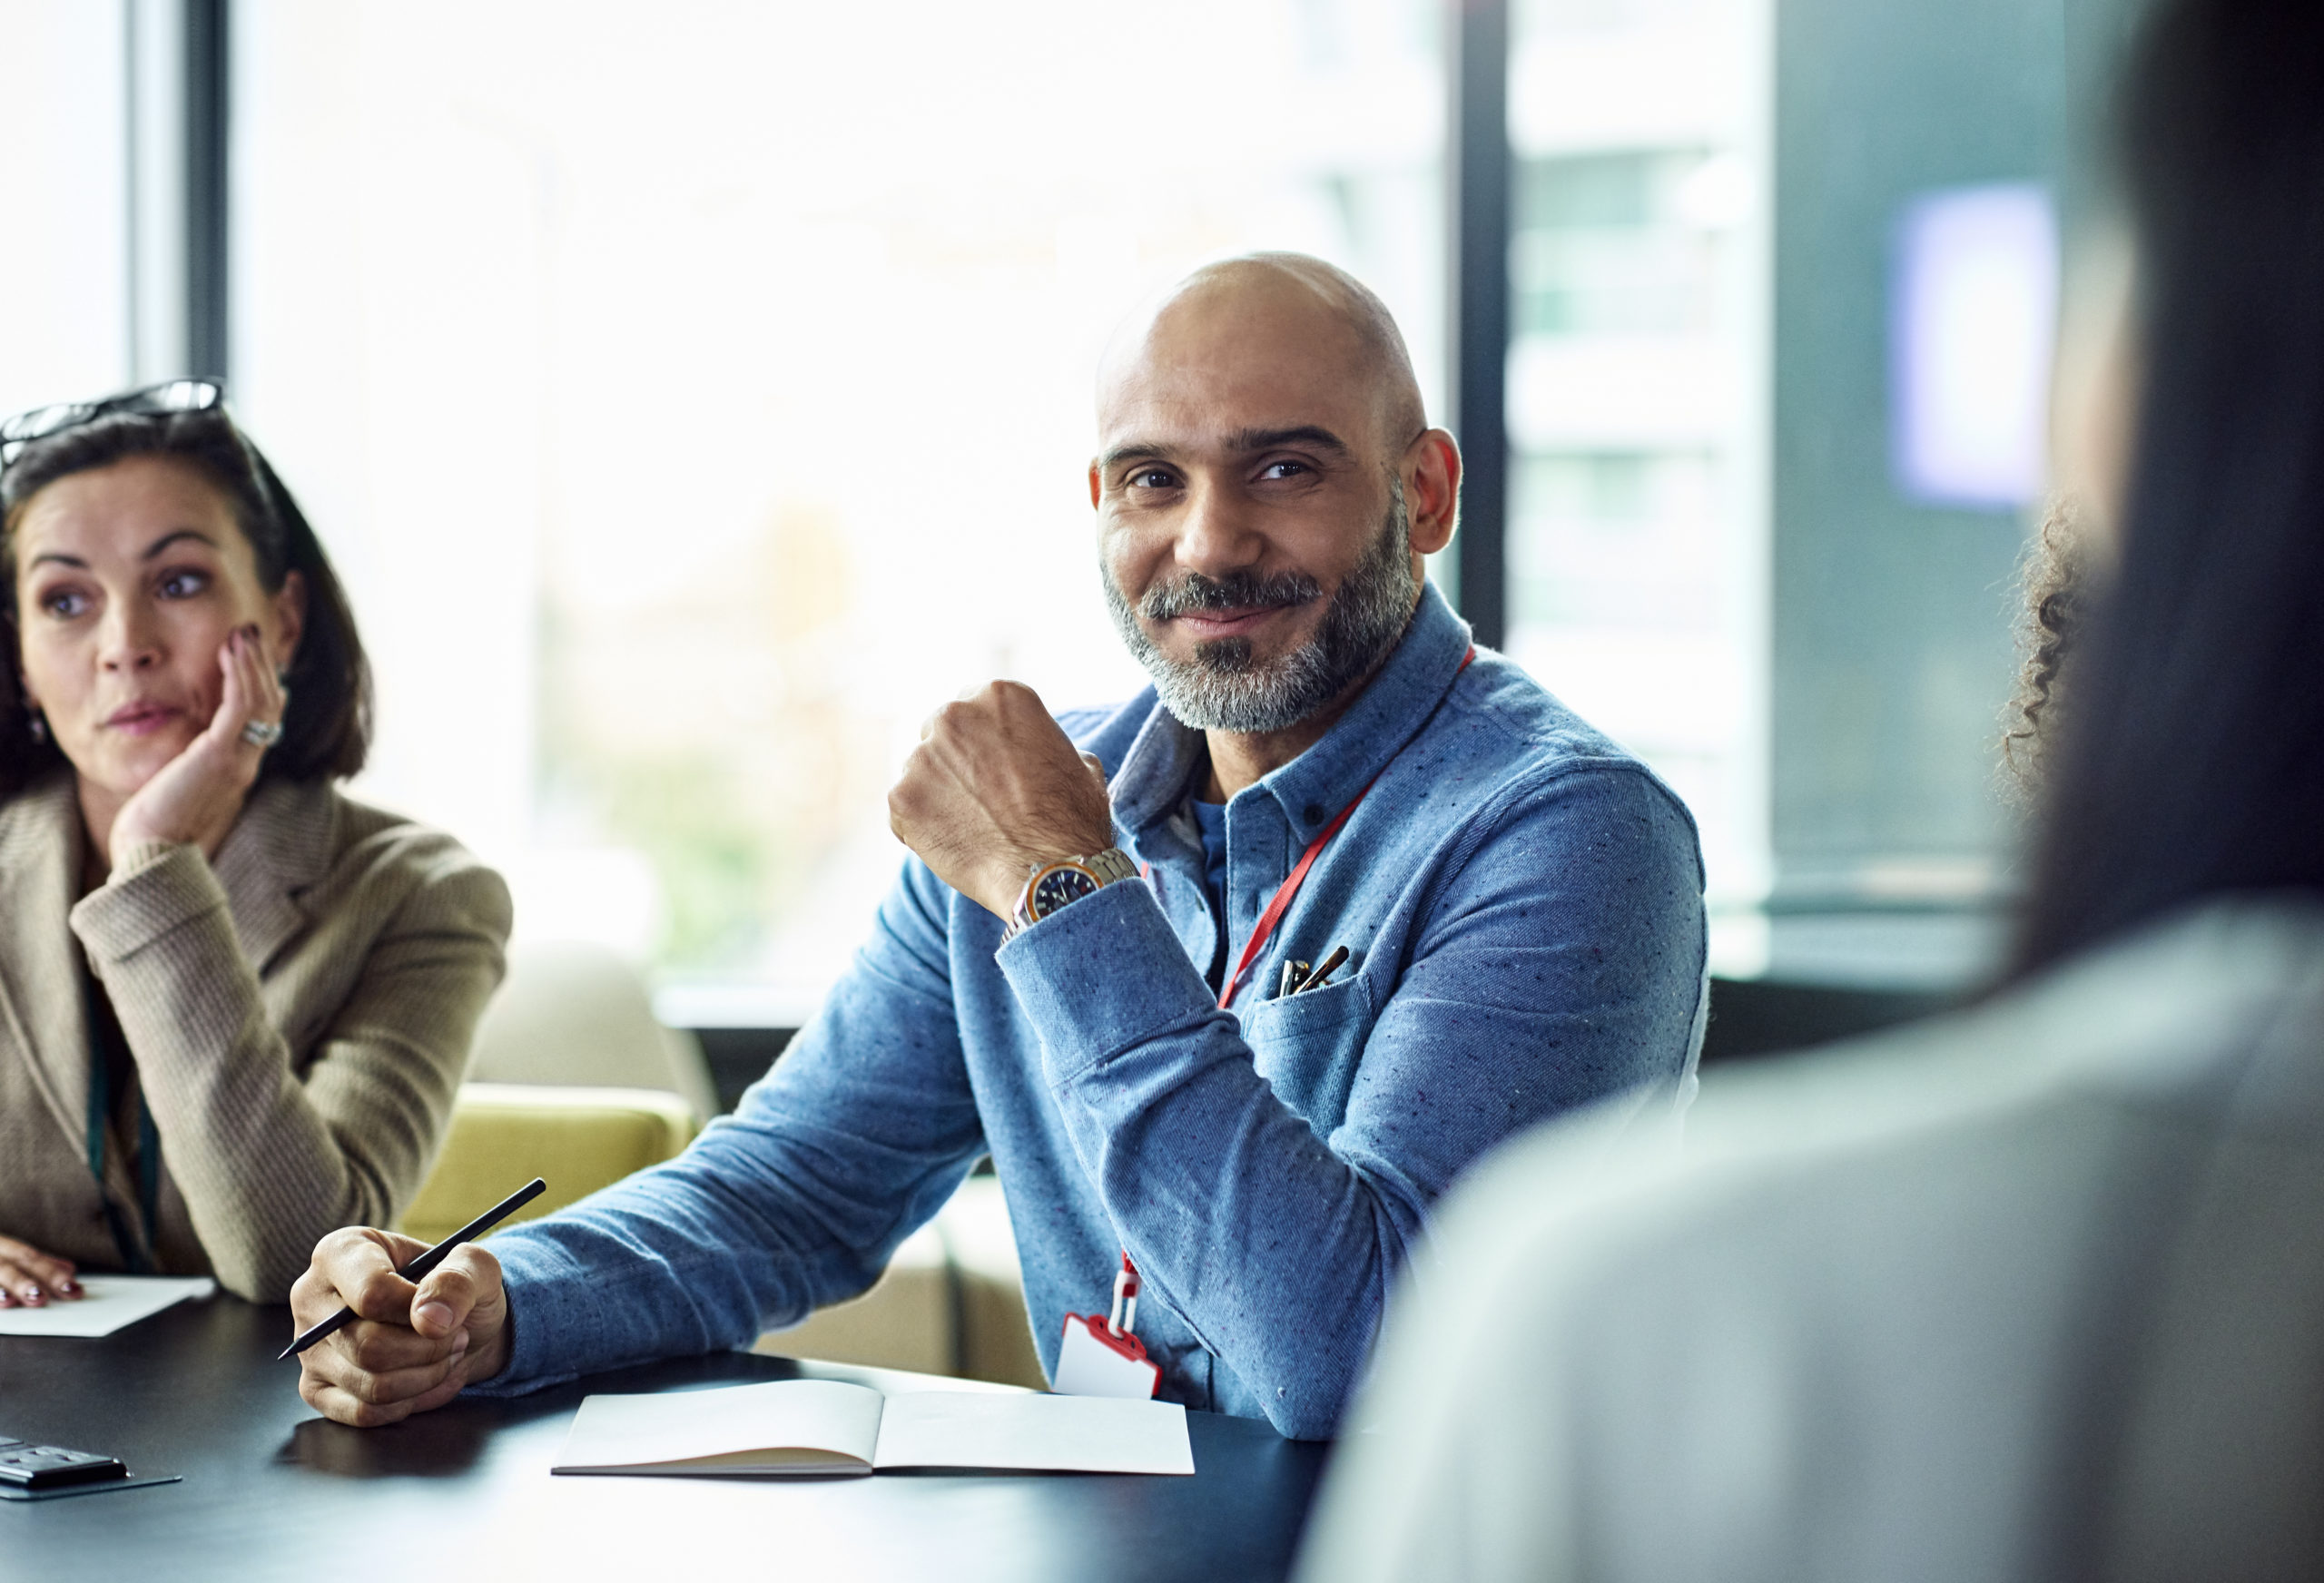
[103,702,187,735]
[1167,605,1296,640]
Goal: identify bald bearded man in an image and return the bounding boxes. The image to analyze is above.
[289,254,1707,1439]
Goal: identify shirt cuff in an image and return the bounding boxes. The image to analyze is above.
[996,877,1221,1084]
[68,841,225,965]
[461,1231,596,1397]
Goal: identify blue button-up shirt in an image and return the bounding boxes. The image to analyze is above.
[478,584,1707,1437]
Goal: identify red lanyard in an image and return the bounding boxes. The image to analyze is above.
[1099,647,1479,1348]
[1216,645,1475,1010]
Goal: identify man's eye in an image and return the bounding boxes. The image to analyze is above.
[1260,461,1308,480]
[1129,468,1177,490]
[158,569,209,598]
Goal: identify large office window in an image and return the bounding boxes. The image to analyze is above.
[232,0,1445,1018]
[0,2,131,415]
[1502,0,1771,969]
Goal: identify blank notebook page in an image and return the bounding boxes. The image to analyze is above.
[559,1380,884,1470]
[872,1391,1194,1475]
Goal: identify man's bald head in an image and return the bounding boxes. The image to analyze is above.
[1098,252,1428,452]
[1088,251,1462,747]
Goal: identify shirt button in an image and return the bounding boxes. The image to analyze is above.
[1302,801,1325,826]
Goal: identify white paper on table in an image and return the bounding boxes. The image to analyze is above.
[0,1275,216,1337]
[872,1391,1194,1475]
[558,1381,886,1475]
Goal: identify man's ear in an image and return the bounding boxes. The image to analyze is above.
[1403,429,1462,556]
[271,569,309,671]
[1088,461,1103,510]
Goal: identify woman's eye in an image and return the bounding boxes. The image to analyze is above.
[158,569,210,599]
[40,589,90,618]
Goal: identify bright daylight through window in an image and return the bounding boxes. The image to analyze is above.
[229,0,1768,1019]
[0,3,130,418]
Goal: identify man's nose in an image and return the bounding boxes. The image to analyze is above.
[1173,478,1265,580]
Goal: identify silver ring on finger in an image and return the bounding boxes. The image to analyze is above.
[241,718,285,748]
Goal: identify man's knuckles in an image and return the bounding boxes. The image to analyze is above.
[350,1266,413,1318]
[342,1367,399,1407]
[344,1322,427,1372]
[338,1392,411,1429]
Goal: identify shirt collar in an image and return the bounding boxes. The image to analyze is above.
[1109,579,1474,840]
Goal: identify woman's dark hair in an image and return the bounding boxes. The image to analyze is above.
[0,403,371,798]
[2014,0,2324,974]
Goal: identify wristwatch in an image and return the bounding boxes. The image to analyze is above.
[1000,848,1139,944]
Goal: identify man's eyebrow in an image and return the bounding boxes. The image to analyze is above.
[1098,441,1177,473]
[142,529,218,560]
[1098,427,1354,474]
[1226,425,1351,457]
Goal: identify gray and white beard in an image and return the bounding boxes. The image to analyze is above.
[1104,482,1419,734]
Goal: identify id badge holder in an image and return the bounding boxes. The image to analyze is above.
[1054,1254,1160,1400]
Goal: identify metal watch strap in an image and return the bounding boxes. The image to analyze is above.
[1080,848,1140,888]
[1000,847,1137,945]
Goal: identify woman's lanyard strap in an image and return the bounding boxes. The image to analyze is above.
[1216,644,1477,1010]
[83,1001,161,1275]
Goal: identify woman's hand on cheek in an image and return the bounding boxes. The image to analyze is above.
[107,624,287,870]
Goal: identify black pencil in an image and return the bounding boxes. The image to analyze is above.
[278,1177,547,1361]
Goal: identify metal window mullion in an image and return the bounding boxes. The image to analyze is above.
[125,0,228,387]
[1448,0,1511,651]
[184,0,229,384]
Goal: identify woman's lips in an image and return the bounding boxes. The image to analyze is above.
[103,703,185,736]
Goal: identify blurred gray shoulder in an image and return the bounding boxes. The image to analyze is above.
[1457,896,2324,1259]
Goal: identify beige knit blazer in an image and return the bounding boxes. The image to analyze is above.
[0,771,511,1302]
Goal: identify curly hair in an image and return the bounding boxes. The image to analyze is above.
[1999,497,2094,803]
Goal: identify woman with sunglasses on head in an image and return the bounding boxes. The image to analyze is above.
[1299,1,2324,1578]
[0,383,509,1305]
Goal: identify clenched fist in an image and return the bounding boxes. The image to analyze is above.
[888,681,1114,918]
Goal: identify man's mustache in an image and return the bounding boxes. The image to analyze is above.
[1140,569,1323,623]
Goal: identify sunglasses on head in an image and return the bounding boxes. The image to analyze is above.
[0,379,225,469]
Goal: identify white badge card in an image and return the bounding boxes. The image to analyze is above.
[1055,1313,1161,1400]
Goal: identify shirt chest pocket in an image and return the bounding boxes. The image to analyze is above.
[1242,976,1376,1136]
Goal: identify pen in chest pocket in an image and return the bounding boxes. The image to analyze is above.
[1296,944,1350,992]
[1276,944,1352,998]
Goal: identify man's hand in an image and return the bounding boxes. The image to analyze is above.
[888,681,1114,918]
[110,624,286,867]
[291,1227,510,1428]
[0,1234,81,1306]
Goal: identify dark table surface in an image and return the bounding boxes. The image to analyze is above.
[0,1294,1330,1582]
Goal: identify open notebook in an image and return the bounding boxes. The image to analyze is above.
[552,1379,1194,1477]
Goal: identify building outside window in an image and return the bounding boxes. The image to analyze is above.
[1502,0,1772,973]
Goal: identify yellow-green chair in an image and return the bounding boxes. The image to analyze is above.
[755,1175,1047,1389]
[399,1082,700,1244]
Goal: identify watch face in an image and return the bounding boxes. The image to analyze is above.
[1028,864,1101,919]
